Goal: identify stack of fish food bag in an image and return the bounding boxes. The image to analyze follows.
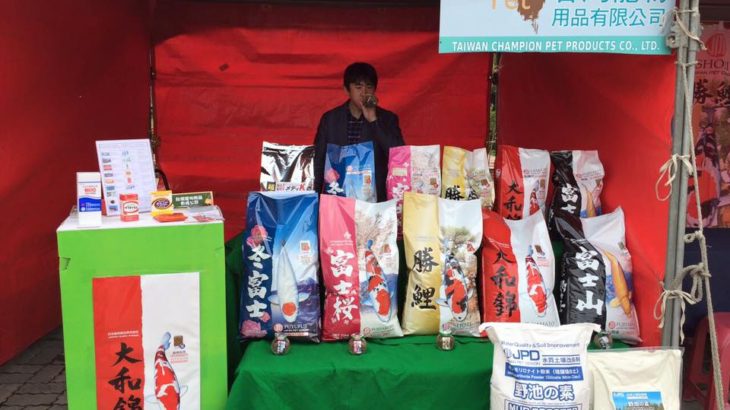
[319,195,402,340]
[323,141,376,202]
[401,192,482,336]
[549,150,604,236]
[480,210,560,326]
[259,141,315,191]
[494,145,551,220]
[239,192,321,342]
[441,146,495,209]
[554,207,641,344]
[386,145,441,236]
[482,322,599,410]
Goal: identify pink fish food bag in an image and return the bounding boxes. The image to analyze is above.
[387,145,441,236]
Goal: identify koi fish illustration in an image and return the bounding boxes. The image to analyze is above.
[442,254,470,322]
[529,189,540,215]
[585,189,597,217]
[364,240,391,322]
[605,250,632,316]
[525,246,548,316]
[269,242,311,323]
[154,332,181,410]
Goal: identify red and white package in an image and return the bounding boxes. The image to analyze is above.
[481,210,560,327]
[495,145,551,220]
[319,195,402,340]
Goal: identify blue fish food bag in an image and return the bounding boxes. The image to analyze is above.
[239,191,321,342]
[323,141,377,202]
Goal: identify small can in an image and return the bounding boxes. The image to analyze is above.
[271,332,290,356]
[436,329,455,351]
[120,193,139,222]
[349,334,367,355]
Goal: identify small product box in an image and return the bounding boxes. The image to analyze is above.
[151,190,174,216]
[77,172,102,227]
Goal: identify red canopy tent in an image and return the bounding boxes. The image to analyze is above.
[1,0,701,363]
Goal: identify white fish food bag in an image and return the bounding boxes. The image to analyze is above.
[467,147,495,209]
[581,207,641,344]
[437,198,482,336]
[589,349,682,410]
[355,199,403,338]
[504,211,560,327]
[482,322,599,410]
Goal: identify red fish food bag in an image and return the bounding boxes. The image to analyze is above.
[386,145,441,236]
[402,192,442,335]
[441,146,495,209]
[482,322,599,410]
[549,150,604,237]
[437,198,483,336]
[581,207,641,344]
[481,211,560,326]
[320,195,402,340]
[495,145,550,220]
[259,142,315,191]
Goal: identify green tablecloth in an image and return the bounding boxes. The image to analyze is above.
[227,336,493,410]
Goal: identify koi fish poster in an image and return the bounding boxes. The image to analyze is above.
[319,195,402,340]
[239,192,320,342]
[92,273,201,410]
[689,22,730,228]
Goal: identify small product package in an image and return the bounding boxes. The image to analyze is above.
[239,192,321,342]
[259,142,315,192]
[323,141,376,202]
[319,195,402,340]
[482,322,600,410]
[77,172,102,227]
[495,145,550,220]
[150,190,174,217]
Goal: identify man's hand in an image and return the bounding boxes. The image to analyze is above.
[357,95,377,123]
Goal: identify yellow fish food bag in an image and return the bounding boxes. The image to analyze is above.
[581,207,641,344]
[441,146,469,201]
[401,192,442,335]
[437,197,482,336]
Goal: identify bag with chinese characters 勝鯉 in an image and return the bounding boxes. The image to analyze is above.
[239,192,321,342]
[319,195,402,340]
[441,146,495,210]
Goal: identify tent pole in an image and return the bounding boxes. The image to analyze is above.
[664,0,702,348]
[663,0,691,348]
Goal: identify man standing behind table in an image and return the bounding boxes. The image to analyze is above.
[313,62,405,202]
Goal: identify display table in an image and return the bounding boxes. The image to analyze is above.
[57,212,227,409]
[226,336,494,409]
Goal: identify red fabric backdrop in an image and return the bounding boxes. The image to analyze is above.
[498,53,676,346]
[153,1,491,240]
[0,1,150,364]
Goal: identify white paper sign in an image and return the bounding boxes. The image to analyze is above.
[96,139,156,215]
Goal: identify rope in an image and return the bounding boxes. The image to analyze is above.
[655,154,694,201]
[655,5,723,408]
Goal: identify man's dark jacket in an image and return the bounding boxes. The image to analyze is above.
[313,101,405,202]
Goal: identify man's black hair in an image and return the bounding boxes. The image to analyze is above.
[343,62,378,90]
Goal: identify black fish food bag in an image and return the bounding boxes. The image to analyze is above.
[553,210,606,328]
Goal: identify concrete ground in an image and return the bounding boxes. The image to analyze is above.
[0,328,66,409]
[0,327,713,409]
